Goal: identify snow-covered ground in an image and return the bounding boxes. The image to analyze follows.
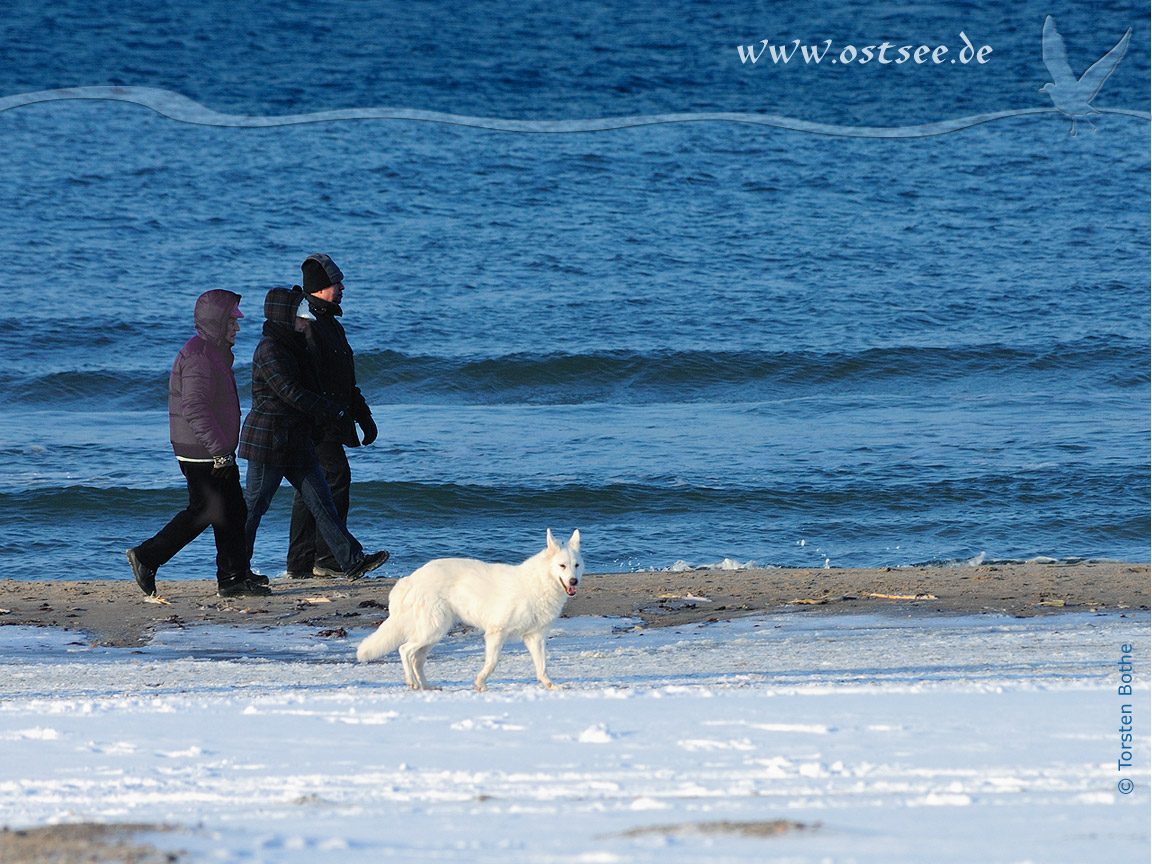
[2,612,1148,863]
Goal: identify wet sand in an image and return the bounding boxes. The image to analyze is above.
[0,561,1147,647]
[0,823,178,864]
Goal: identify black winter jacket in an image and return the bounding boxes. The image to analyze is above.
[298,288,372,448]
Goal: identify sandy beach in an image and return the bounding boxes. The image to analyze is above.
[1,560,1147,646]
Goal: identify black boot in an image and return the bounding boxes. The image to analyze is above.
[126,548,157,597]
[218,574,272,597]
[247,570,270,587]
[345,550,390,582]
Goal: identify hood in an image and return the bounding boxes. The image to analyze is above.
[194,290,242,347]
[263,286,305,327]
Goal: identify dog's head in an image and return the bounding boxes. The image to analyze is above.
[546,529,583,597]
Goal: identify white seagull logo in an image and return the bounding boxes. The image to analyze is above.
[1040,15,1132,135]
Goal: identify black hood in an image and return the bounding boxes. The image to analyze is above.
[263,286,304,327]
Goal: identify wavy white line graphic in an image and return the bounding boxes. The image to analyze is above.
[0,86,1148,138]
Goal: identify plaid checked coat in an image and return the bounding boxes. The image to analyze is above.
[239,288,342,467]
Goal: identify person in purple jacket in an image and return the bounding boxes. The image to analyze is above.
[126,290,270,598]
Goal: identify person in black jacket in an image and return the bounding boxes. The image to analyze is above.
[286,254,381,578]
[240,287,388,583]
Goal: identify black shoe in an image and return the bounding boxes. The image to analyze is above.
[286,570,312,580]
[312,564,345,578]
[126,548,157,597]
[345,550,389,582]
[217,578,272,598]
[247,571,270,587]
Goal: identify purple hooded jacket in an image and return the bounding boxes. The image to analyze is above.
[168,290,242,460]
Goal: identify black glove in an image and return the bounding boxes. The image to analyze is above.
[358,412,378,446]
[211,453,238,480]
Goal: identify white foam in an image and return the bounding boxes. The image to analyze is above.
[663,558,760,572]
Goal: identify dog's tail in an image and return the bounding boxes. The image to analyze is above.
[356,615,405,662]
[356,579,411,662]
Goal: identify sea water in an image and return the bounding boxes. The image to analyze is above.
[0,0,1148,579]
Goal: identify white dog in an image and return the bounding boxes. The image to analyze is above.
[356,529,582,691]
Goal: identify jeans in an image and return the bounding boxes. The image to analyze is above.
[287,440,351,573]
[244,459,363,573]
[135,461,248,584]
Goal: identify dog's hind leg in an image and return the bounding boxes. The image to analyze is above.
[412,645,437,690]
[398,641,440,690]
[400,607,452,690]
[397,642,420,689]
[524,630,557,689]
[474,630,507,691]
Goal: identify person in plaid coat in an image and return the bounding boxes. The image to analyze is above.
[239,287,388,583]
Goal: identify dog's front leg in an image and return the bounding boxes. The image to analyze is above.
[524,631,557,689]
[475,630,506,691]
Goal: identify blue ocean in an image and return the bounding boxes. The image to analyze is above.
[0,0,1148,581]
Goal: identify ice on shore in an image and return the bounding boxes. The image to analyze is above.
[1,612,1148,863]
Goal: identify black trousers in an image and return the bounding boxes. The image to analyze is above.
[136,460,249,584]
[286,440,351,572]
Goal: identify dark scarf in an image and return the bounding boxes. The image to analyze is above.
[304,292,342,319]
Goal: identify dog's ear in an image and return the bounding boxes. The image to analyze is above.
[546,528,558,551]
[569,529,580,551]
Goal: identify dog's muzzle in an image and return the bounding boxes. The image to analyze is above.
[561,576,578,596]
